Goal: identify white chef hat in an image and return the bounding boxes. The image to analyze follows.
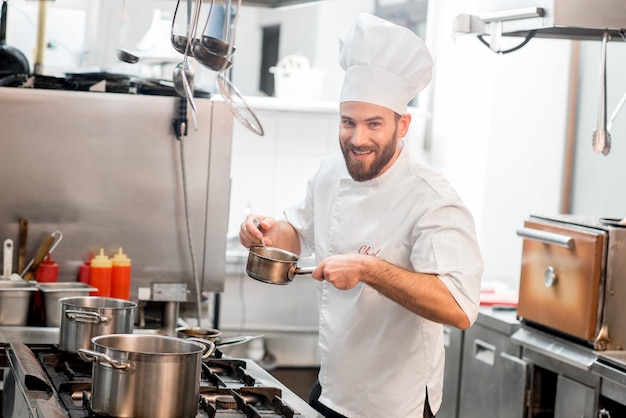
[339,13,433,115]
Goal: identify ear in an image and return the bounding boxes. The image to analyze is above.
[398,113,411,138]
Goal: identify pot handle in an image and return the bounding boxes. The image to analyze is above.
[294,266,315,275]
[187,338,216,359]
[78,349,133,371]
[65,310,111,325]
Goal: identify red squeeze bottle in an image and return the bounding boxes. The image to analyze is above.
[36,253,59,283]
[78,252,93,284]
[111,247,131,300]
[90,249,112,297]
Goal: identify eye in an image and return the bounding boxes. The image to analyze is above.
[368,121,381,128]
[341,119,355,128]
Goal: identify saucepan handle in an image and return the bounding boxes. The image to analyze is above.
[78,349,133,371]
[295,266,315,275]
[187,338,216,359]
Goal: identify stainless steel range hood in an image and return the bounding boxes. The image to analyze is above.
[455,0,626,44]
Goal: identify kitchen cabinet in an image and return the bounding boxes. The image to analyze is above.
[554,375,596,418]
[457,309,523,418]
[591,355,626,416]
[512,328,600,418]
[439,326,463,418]
[596,378,626,416]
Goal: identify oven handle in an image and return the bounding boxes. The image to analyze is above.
[77,349,133,371]
[516,227,575,249]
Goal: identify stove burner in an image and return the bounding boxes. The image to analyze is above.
[201,391,263,406]
[8,345,303,418]
[215,396,237,409]
[199,387,297,418]
[202,359,256,387]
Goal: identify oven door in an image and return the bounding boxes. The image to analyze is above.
[516,218,606,343]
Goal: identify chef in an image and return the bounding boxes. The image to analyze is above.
[240,12,483,418]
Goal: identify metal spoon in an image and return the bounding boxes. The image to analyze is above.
[171,0,202,112]
[173,60,194,99]
[592,30,611,156]
[252,218,268,257]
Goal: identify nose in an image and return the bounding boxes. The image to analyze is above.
[350,124,369,147]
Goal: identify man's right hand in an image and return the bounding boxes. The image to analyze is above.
[239,215,276,249]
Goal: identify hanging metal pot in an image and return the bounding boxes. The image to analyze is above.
[0,0,29,75]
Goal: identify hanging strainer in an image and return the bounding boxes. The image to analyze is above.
[217,73,264,136]
[217,0,264,136]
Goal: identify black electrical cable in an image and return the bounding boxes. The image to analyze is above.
[172,96,188,140]
[477,31,536,54]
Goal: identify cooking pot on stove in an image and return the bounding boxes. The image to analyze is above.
[78,334,215,418]
[58,296,136,353]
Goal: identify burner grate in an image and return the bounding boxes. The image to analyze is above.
[18,346,302,417]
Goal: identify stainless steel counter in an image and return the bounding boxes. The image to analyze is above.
[476,307,520,335]
[0,327,59,346]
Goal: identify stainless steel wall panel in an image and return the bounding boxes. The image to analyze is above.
[0,88,232,297]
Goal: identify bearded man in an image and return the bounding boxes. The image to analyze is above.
[240,13,483,418]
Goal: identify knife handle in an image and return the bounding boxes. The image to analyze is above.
[17,218,28,274]
[23,235,54,281]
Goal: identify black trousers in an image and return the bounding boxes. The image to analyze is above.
[308,380,435,418]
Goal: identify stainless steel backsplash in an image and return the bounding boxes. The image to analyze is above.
[0,88,233,297]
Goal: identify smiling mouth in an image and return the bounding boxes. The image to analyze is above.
[351,149,374,157]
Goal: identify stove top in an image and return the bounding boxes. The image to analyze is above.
[0,71,212,98]
[3,342,316,418]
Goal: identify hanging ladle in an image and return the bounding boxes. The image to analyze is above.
[171,0,202,112]
[199,0,235,58]
[217,0,264,136]
[591,30,611,156]
[171,0,232,73]
[117,0,139,64]
[172,60,194,99]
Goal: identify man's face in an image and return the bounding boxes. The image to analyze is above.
[339,101,410,182]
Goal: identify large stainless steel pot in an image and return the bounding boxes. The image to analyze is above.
[59,296,136,352]
[38,282,97,327]
[246,246,314,285]
[78,334,215,418]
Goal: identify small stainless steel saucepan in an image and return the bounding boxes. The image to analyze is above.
[246,246,314,285]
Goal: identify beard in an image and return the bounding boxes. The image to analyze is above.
[341,127,399,182]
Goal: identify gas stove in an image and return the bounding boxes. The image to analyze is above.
[2,340,319,418]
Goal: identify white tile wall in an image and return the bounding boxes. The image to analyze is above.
[227,100,341,237]
[221,100,338,362]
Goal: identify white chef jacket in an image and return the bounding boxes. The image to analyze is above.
[283,143,483,418]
